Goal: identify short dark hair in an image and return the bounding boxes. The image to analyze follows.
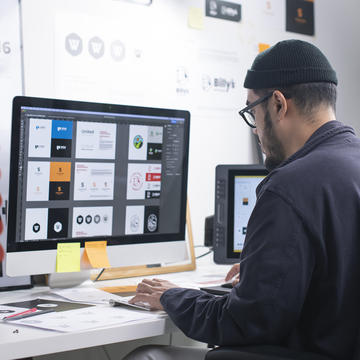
[254,82,337,118]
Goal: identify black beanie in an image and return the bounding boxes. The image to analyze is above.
[244,40,338,89]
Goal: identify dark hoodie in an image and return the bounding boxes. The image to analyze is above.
[161,121,360,360]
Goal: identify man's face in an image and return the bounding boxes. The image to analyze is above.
[247,90,286,171]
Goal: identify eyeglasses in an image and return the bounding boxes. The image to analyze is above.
[239,92,273,128]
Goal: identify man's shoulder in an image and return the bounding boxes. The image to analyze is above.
[264,141,360,197]
[266,154,322,188]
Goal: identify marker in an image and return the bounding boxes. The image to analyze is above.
[3,309,55,321]
[3,307,37,320]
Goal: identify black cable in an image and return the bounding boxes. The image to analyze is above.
[196,249,213,259]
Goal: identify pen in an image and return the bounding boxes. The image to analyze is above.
[3,309,55,321]
[3,307,37,320]
[94,268,105,282]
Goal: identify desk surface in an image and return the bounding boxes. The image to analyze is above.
[0,257,230,360]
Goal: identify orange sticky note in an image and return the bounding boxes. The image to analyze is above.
[56,243,81,273]
[83,241,111,269]
[258,43,270,53]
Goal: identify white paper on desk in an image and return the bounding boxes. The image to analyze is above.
[10,305,159,332]
[0,305,29,320]
[50,287,123,305]
[150,274,226,289]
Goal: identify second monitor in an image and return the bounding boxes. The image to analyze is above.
[213,164,268,264]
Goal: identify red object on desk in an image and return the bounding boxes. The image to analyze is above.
[0,192,3,262]
[3,307,38,320]
[0,244,4,262]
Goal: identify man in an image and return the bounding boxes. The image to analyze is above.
[125,40,360,360]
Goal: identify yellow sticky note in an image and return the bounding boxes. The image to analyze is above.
[83,241,111,269]
[56,243,81,273]
[188,7,204,30]
[258,43,270,53]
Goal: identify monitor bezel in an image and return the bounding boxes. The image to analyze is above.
[213,164,268,264]
[7,96,190,253]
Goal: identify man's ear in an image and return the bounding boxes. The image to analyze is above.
[272,90,288,120]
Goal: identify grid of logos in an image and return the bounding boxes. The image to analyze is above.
[25,118,116,241]
[125,125,163,235]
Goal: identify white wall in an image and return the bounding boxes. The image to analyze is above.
[20,0,254,246]
[1,0,360,249]
[314,0,360,134]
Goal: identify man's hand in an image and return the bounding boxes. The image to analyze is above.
[129,278,180,310]
[225,263,240,286]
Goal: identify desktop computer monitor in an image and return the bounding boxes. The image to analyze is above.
[213,164,268,264]
[6,96,190,276]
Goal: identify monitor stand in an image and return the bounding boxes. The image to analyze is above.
[47,270,92,288]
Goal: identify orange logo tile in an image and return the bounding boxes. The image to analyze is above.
[50,162,71,182]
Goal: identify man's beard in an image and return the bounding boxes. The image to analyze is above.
[263,110,286,172]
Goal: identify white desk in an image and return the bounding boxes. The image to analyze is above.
[0,258,231,360]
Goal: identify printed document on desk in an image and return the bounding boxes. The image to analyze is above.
[8,305,158,332]
[50,287,123,305]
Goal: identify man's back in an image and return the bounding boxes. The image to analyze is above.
[260,121,360,358]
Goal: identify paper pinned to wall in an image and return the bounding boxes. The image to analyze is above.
[258,43,270,53]
[188,7,204,30]
[286,0,315,36]
[56,243,81,272]
[82,241,111,269]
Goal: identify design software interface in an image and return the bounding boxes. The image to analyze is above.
[233,176,264,252]
[15,105,186,244]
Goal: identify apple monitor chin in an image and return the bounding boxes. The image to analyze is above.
[6,96,190,277]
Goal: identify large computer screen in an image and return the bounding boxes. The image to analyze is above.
[213,165,268,264]
[6,96,190,276]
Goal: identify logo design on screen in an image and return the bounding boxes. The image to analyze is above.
[130,214,140,232]
[32,223,40,233]
[147,214,158,232]
[130,172,143,191]
[54,222,62,233]
[133,135,144,149]
[34,144,45,150]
